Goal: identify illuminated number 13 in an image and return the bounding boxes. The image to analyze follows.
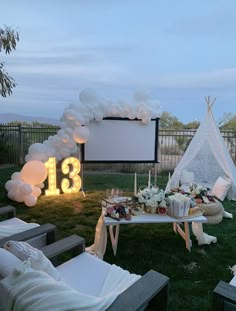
[44,157,81,195]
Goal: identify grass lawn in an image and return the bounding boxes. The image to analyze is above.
[1,166,236,310]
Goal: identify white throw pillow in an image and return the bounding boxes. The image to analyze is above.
[0,248,21,278]
[211,176,232,201]
[180,170,195,185]
[4,240,61,281]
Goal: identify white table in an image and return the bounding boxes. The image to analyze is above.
[104,213,207,255]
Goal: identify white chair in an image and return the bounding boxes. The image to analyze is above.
[0,235,169,311]
[0,205,56,248]
[43,235,169,310]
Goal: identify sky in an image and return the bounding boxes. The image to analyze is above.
[1,0,236,124]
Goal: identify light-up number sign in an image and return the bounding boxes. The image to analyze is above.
[61,157,81,193]
[44,157,81,195]
[44,157,60,195]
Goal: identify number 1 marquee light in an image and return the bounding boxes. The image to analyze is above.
[44,157,82,196]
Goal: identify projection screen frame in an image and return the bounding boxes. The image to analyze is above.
[81,117,159,163]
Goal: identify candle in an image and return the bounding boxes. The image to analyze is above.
[154,165,157,187]
[134,172,137,195]
[148,170,151,189]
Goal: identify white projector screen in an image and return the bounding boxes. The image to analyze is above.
[81,118,159,163]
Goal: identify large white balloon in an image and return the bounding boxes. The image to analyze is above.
[72,126,90,144]
[21,161,47,185]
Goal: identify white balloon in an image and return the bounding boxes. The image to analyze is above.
[60,148,70,158]
[142,116,151,124]
[72,126,90,144]
[65,139,76,149]
[11,172,22,181]
[36,182,44,189]
[94,114,103,122]
[57,129,66,137]
[5,180,14,191]
[14,192,24,203]
[32,186,42,197]
[63,109,76,121]
[30,153,48,162]
[25,155,31,162]
[28,143,47,155]
[8,191,15,200]
[12,180,23,192]
[20,183,33,195]
[24,194,37,207]
[128,111,136,120]
[64,128,73,136]
[21,161,48,185]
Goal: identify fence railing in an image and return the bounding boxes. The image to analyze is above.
[0,124,235,174]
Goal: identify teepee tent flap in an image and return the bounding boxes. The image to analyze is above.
[165,97,236,201]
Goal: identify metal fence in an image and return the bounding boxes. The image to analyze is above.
[0,124,235,174]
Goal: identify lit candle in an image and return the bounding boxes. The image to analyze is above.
[134,172,137,195]
[148,170,151,189]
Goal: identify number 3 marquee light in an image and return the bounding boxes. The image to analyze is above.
[44,156,82,195]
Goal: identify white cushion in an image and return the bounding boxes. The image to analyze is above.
[180,170,195,185]
[0,217,26,226]
[0,217,26,239]
[4,240,61,281]
[211,176,232,201]
[0,248,21,278]
[56,252,111,296]
[230,275,236,287]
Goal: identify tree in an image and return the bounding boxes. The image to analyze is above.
[219,113,236,129]
[184,120,200,129]
[0,25,19,97]
[159,111,183,129]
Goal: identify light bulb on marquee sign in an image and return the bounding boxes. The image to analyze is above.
[44,157,81,195]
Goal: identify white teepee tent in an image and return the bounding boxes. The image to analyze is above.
[165,97,236,201]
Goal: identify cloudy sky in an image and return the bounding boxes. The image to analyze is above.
[1,0,236,123]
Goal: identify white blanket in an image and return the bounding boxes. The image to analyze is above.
[0,223,39,238]
[0,260,140,311]
[85,211,107,260]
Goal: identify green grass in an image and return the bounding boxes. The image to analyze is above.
[1,166,236,310]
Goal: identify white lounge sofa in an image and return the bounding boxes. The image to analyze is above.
[0,235,169,311]
[0,205,56,248]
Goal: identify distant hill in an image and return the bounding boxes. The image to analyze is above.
[0,113,61,126]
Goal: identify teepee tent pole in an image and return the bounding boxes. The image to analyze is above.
[205,96,216,111]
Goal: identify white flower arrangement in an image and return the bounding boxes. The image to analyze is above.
[135,186,166,207]
[189,183,208,198]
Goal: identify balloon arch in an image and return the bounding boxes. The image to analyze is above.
[5,89,162,206]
